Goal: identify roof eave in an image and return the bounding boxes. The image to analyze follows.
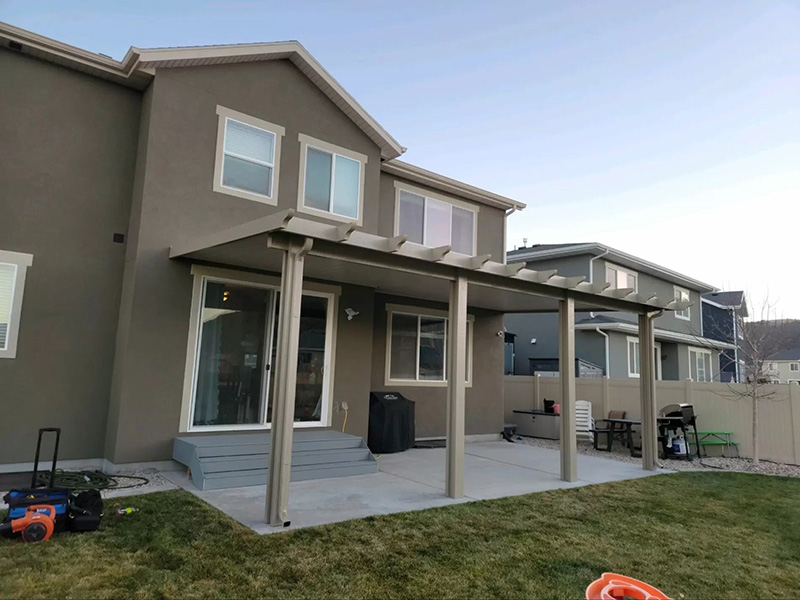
[381,159,526,211]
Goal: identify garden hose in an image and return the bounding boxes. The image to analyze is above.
[35,469,150,491]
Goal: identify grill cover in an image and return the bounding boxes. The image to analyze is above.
[368,392,415,454]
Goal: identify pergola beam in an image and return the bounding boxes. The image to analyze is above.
[559,297,578,482]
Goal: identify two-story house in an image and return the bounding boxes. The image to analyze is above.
[0,23,685,523]
[763,349,800,384]
[504,243,736,381]
[701,291,748,382]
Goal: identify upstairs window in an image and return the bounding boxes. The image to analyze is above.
[606,263,637,291]
[396,188,476,255]
[674,286,691,320]
[791,363,799,372]
[0,250,33,359]
[299,134,366,224]
[214,106,284,205]
[689,348,713,382]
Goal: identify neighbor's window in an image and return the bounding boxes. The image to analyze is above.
[299,134,366,223]
[0,250,34,359]
[387,307,473,384]
[626,337,662,379]
[214,106,284,204]
[791,363,799,372]
[397,189,476,255]
[606,263,637,291]
[674,286,691,320]
[689,348,713,382]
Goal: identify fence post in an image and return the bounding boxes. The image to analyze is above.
[534,374,541,410]
[602,375,610,417]
[790,384,800,465]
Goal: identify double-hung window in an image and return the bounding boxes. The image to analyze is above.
[0,250,34,359]
[791,363,799,372]
[214,106,285,204]
[689,347,713,382]
[386,305,473,385]
[299,134,366,224]
[627,337,662,379]
[674,286,691,320]
[606,263,637,291]
[396,187,477,256]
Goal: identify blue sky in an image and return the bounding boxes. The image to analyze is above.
[5,0,799,317]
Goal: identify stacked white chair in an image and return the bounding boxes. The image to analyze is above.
[575,400,594,443]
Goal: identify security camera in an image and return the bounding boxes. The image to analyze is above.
[345,308,359,321]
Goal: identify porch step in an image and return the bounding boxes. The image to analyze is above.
[172,430,378,491]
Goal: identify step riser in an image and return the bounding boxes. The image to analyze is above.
[200,450,372,473]
[201,462,378,490]
[195,439,364,458]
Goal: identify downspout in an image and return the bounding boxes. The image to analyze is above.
[731,307,739,382]
[595,327,610,376]
[588,248,610,284]
[503,206,517,265]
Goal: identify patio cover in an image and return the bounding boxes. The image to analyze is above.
[170,209,690,526]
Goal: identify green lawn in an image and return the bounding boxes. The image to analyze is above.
[2,472,799,599]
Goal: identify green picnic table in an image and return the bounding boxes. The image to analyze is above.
[692,431,738,457]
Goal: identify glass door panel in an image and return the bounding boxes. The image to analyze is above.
[192,281,271,427]
[267,294,329,425]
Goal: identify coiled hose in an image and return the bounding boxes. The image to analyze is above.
[35,469,150,491]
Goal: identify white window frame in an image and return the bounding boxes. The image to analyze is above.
[213,105,285,205]
[674,286,691,321]
[791,363,800,372]
[689,347,714,382]
[393,182,479,256]
[384,303,474,387]
[297,133,367,226]
[0,250,33,359]
[626,336,662,380]
[605,262,638,292]
[179,265,340,433]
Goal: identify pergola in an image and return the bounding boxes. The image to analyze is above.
[171,209,690,527]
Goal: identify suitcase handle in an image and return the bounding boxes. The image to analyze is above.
[31,428,61,489]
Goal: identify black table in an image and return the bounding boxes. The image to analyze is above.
[594,418,640,456]
[595,416,699,460]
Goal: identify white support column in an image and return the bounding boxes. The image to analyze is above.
[638,313,658,471]
[559,297,578,482]
[265,237,312,526]
[446,274,468,499]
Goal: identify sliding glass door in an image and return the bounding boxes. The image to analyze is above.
[190,277,332,430]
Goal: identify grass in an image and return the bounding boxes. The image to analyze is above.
[2,472,800,599]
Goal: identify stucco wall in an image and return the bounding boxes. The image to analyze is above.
[0,49,142,463]
[371,294,505,439]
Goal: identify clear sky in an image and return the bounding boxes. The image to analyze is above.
[5,0,799,317]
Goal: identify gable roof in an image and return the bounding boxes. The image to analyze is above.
[773,348,800,361]
[507,242,717,293]
[0,21,404,159]
[702,291,747,315]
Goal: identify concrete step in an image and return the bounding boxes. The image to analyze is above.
[201,461,378,490]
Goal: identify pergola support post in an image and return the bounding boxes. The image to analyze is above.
[265,237,312,526]
[559,297,578,482]
[638,312,658,471]
[446,274,468,498]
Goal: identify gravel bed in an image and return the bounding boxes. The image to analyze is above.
[516,436,800,478]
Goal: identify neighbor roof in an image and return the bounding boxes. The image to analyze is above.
[574,314,737,350]
[702,291,747,313]
[507,242,717,293]
[773,348,800,361]
[0,21,404,159]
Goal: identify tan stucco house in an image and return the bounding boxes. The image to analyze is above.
[0,23,687,525]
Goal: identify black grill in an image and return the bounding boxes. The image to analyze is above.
[657,403,699,460]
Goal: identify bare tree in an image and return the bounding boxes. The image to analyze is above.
[690,294,792,464]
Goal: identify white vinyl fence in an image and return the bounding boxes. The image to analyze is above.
[504,375,800,465]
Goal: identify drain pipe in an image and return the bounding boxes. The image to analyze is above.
[595,327,610,376]
[588,248,610,284]
[503,206,518,265]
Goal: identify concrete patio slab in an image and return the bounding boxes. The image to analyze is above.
[165,441,669,534]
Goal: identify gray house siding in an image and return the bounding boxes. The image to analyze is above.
[0,48,142,463]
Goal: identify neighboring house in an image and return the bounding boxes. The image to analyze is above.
[504,243,736,381]
[764,348,800,384]
[702,291,748,382]
[0,21,676,502]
